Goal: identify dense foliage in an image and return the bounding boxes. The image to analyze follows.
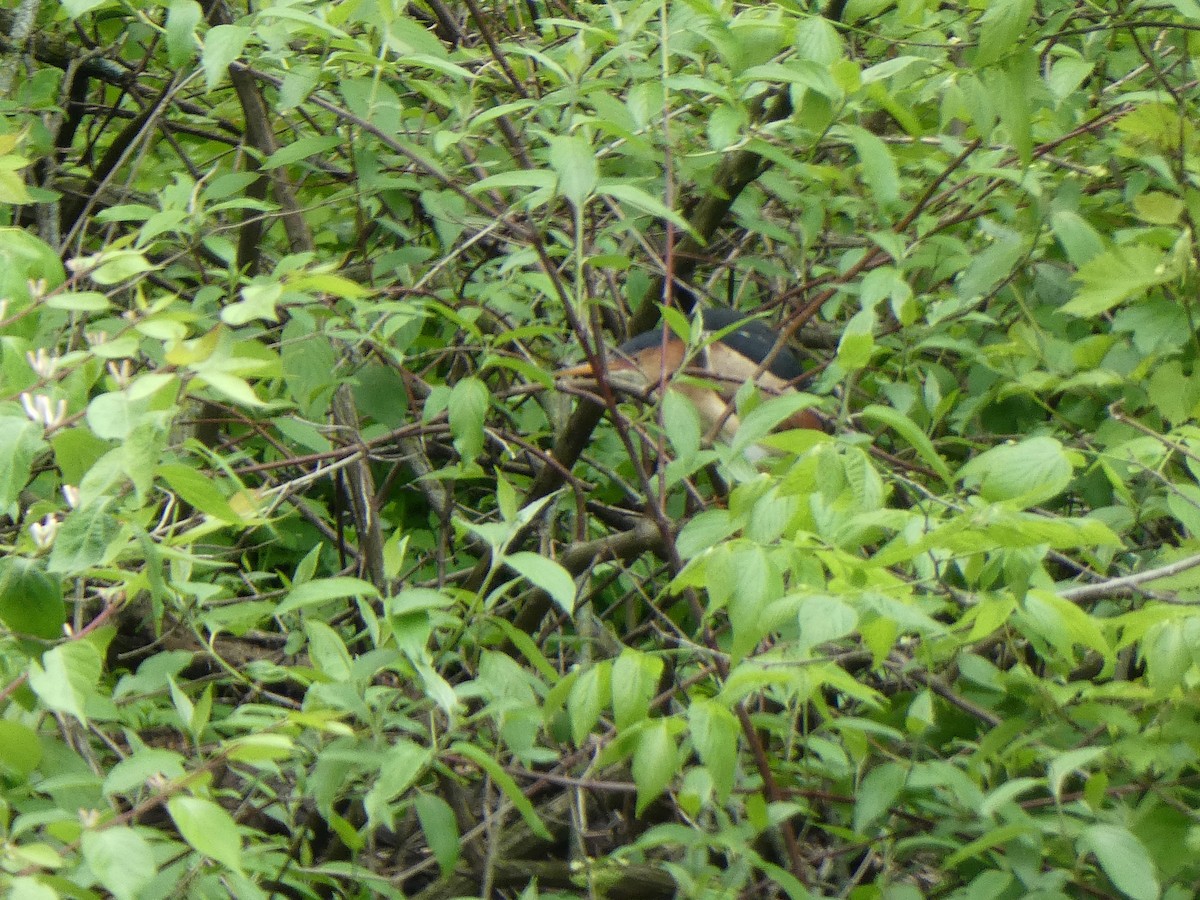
[3,0,1200,897]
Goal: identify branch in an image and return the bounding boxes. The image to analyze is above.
[1058,551,1200,603]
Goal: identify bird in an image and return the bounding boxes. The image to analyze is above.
[557,307,825,447]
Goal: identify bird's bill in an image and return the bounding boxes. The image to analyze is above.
[555,361,602,379]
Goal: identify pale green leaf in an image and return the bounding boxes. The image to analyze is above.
[632,720,677,816]
[836,307,876,370]
[158,463,243,524]
[451,742,551,839]
[975,0,1035,67]
[61,0,109,16]
[364,740,432,830]
[854,762,905,833]
[568,662,611,745]
[0,558,64,639]
[1064,244,1176,317]
[28,642,103,723]
[82,827,157,900]
[0,415,47,514]
[202,25,250,93]
[276,576,381,614]
[167,796,243,872]
[548,135,598,208]
[166,1,202,67]
[688,700,738,802]
[448,376,488,460]
[596,182,696,235]
[956,229,1024,302]
[797,595,858,654]
[795,16,842,65]
[262,135,343,171]
[612,649,663,730]
[505,551,576,614]
[1078,825,1160,900]
[195,371,268,407]
[858,405,952,486]
[415,793,459,877]
[47,499,121,575]
[841,125,898,206]
[958,436,1072,507]
[1050,210,1105,266]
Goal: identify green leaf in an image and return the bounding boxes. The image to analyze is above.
[194,371,268,407]
[956,228,1024,302]
[841,125,898,207]
[596,182,696,235]
[974,0,1034,67]
[202,25,250,93]
[688,700,738,802]
[28,641,103,723]
[1133,191,1184,225]
[76,249,157,285]
[731,393,822,456]
[448,376,488,460]
[166,1,202,67]
[1144,620,1194,691]
[1048,57,1094,101]
[86,392,142,442]
[505,552,576,614]
[82,827,157,900]
[0,227,66,306]
[221,281,282,325]
[364,740,432,831]
[858,405,952,487]
[797,594,858,654]
[632,719,677,816]
[1048,746,1105,802]
[224,733,295,763]
[1064,244,1177,317]
[277,577,380,614]
[45,291,110,312]
[469,170,556,194]
[262,135,344,171]
[568,662,611,745]
[662,389,702,463]
[305,620,354,681]
[415,793,460,877]
[854,762,905,834]
[943,823,1035,869]
[738,60,841,98]
[548,135,598,208]
[386,18,449,57]
[795,16,843,65]
[61,0,109,16]
[676,509,737,559]
[836,307,876,370]
[1020,590,1110,664]
[958,436,1072,507]
[0,169,34,205]
[0,415,47,514]
[1050,210,1105,266]
[167,796,244,872]
[158,462,243,524]
[1078,825,1160,900]
[707,103,745,152]
[0,557,65,639]
[451,742,551,840]
[47,499,121,575]
[1166,482,1200,537]
[612,649,663,729]
[995,52,1035,164]
[0,720,42,780]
